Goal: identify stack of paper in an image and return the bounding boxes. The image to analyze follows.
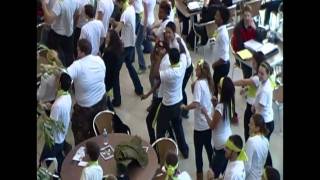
[187,1,201,11]
[237,49,253,60]
[244,39,263,52]
[259,43,278,55]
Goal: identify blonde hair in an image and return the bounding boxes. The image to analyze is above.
[242,5,252,14]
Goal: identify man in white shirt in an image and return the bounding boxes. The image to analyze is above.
[67,39,107,145]
[211,6,231,97]
[80,141,103,180]
[73,0,92,58]
[39,73,72,176]
[41,0,80,67]
[154,48,189,158]
[112,0,144,96]
[80,4,105,55]
[96,0,114,53]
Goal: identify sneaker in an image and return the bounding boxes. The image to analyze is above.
[137,68,146,75]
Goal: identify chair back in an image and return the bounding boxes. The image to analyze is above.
[151,137,178,166]
[93,110,115,136]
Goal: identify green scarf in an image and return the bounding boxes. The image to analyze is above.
[165,162,179,180]
[225,139,248,161]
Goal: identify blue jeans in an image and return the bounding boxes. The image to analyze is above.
[135,13,141,34]
[136,24,147,70]
[121,47,144,94]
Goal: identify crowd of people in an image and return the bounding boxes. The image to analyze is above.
[37,0,282,179]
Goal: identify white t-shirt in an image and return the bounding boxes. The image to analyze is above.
[212,103,232,150]
[80,19,105,55]
[254,79,274,123]
[245,135,269,180]
[133,0,144,14]
[224,160,246,180]
[120,5,136,47]
[141,0,156,27]
[177,171,192,180]
[155,18,172,41]
[96,0,114,34]
[193,79,212,131]
[246,75,260,105]
[37,73,57,102]
[211,25,229,65]
[169,34,192,67]
[80,164,103,180]
[76,0,91,28]
[159,54,187,106]
[67,55,106,107]
[168,6,175,22]
[158,53,171,98]
[50,93,72,144]
[51,0,79,37]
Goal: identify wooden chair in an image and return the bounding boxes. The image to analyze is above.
[151,137,178,166]
[93,110,115,136]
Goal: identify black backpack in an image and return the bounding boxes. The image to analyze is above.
[112,113,131,135]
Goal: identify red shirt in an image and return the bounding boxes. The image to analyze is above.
[231,20,257,52]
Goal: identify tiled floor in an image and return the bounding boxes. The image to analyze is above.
[37,7,283,180]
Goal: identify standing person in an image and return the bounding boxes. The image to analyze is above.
[96,0,114,53]
[231,5,257,79]
[223,135,247,180]
[80,141,103,180]
[74,0,92,58]
[245,114,269,180]
[181,60,214,180]
[41,0,80,67]
[39,73,72,176]
[252,61,275,167]
[211,6,230,97]
[261,0,283,26]
[112,0,144,96]
[67,39,107,145]
[150,0,172,41]
[233,52,265,141]
[102,29,124,107]
[164,22,193,119]
[133,0,144,34]
[80,4,105,55]
[201,76,237,179]
[154,48,189,159]
[135,0,156,74]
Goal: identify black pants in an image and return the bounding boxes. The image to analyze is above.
[213,61,230,97]
[194,129,213,173]
[211,148,228,178]
[156,101,189,156]
[177,9,190,35]
[47,29,74,67]
[181,65,193,116]
[265,121,274,167]
[39,142,64,174]
[73,27,81,58]
[146,97,162,144]
[241,62,252,79]
[244,103,253,141]
[71,95,107,145]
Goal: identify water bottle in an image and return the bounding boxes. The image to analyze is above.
[103,128,108,145]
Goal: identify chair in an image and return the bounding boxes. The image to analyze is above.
[93,110,115,136]
[193,20,217,59]
[151,137,178,166]
[273,84,283,134]
[229,34,243,80]
[227,4,237,27]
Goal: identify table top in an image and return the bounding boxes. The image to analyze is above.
[61,133,159,180]
[175,0,203,18]
[235,42,283,69]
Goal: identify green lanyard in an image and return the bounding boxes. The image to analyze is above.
[56,89,69,98]
[88,160,99,167]
[170,62,180,68]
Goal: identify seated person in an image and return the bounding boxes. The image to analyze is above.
[153,151,192,180]
[231,5,256,79]
[80,141,103,180]
[261,0,283,26]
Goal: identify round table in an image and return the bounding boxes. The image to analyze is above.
[61,133,159,180]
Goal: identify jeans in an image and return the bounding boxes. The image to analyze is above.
[181,64,193,116]
[135,13,141,34]
[211,148,228,178]
[39,142,64,174]
[244,103,253,141]
[213,61,230,97]
[156,101,189,157]
[47,29,74,67]
[121,47,144,94]
[194,129,213,173]
[136,24,147,70]
[265,121,274,167]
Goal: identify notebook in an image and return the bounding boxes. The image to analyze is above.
[244,39,263,52]
[237,49,253,60]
